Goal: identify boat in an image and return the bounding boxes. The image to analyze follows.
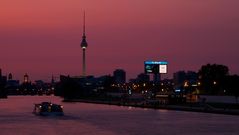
[33,102,64,116]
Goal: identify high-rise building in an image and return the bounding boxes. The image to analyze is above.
[173,71,186,86]
[153,73,161,84]
[8,73,13,80]
[80,11,88,77]
[0,69,7,98]
[186,71,198,83]
[113,69,126,84]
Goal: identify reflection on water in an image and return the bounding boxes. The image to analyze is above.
[0,96,238,135]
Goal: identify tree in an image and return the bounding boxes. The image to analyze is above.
[226,75,239,103]
[198,64,229,95]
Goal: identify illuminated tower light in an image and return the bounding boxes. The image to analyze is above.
[24,73,29,83]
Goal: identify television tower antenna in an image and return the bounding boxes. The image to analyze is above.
[80,11,88,77]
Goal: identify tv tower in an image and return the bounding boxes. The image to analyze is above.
[80,11,88,77]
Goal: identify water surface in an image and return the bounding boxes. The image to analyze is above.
[0,96,238,135]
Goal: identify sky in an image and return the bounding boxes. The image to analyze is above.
[0,0,239,82]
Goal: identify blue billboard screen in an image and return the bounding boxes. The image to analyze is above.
[144,61,168,74]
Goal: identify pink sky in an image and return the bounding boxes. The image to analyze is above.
[0,0,239,82]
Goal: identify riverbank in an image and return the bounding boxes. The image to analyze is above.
[63,99,239,115]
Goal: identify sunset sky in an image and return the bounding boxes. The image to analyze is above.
[0,0,239,82]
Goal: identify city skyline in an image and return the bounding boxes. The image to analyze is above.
[1,0,239,81]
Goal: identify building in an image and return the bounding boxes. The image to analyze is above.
[8,73,13,80]
[113,69,126,84]
[173,71,186,87]
[129,73,150,84]
[6,80,20,95]
[23,73,29,83]
[137,73,150,83]
[173,71,198,89]
[5,73,20,95]
[80,11,88,77]
[186,71,198,84]
[153,73,161,84]
[0,69,7,98]
[56,74,116,99]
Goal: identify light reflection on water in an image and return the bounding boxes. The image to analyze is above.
[0,96,238,135]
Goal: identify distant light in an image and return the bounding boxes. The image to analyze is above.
[86,83,91,85]
[175,89,181,92]
[184,82,189,87]
[129,90,132,95]
[192,84,197,87]
[213,81,217,85]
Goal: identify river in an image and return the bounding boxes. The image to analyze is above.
[0,96,238,135]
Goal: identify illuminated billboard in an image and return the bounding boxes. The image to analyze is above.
[144,61,168,74]
[159,65,167,73]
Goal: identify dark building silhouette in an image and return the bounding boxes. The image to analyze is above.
[20,73,34,95]
[153,73,161,84]
[129,73,150,83]
[173,71,186,87]
[137,73,150,83]
[5,72,20,95]
[173,71,198,89]
[8,73,13,80]
[113,69,126,84]
[6,79,20,95]
[186,71,198,84]
[56,75,114,99]
[0,69,7,98]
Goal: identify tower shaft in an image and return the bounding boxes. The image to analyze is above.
[82,49,86,76]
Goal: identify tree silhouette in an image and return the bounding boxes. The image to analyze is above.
[226,75,239,102]
[198,64,229,95]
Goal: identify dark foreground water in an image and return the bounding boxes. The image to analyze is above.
[0,96,238,135]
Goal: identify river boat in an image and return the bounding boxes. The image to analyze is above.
[33,102,64,116]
